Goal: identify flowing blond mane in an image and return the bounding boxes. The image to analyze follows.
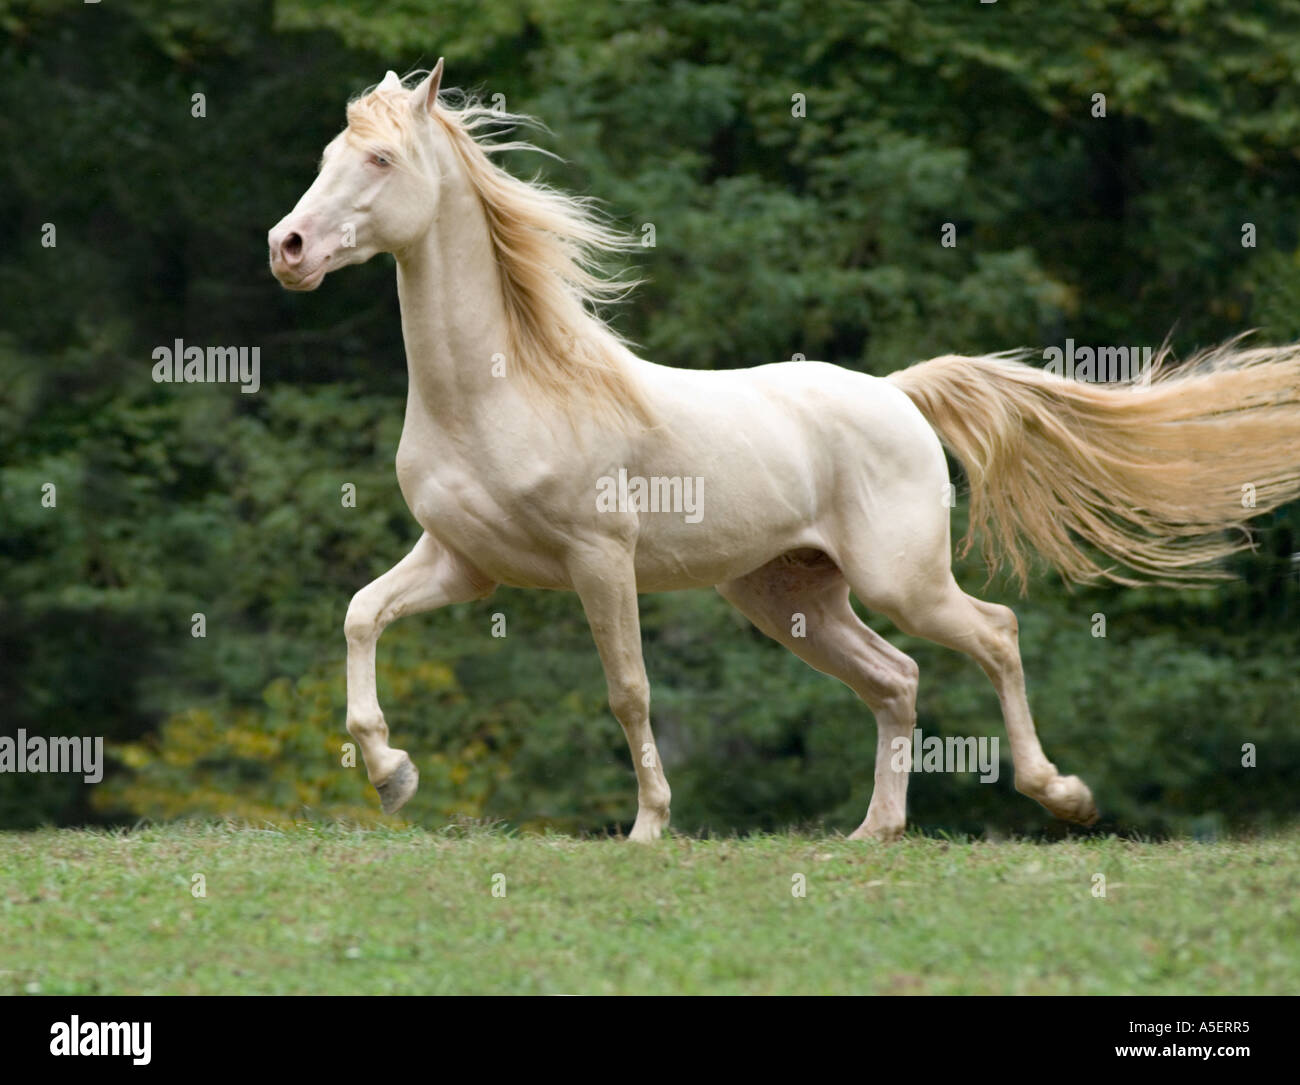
[344,76,654,430]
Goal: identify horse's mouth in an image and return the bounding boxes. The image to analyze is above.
[274,261,328,292]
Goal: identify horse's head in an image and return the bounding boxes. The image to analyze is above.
[268,60,446,290]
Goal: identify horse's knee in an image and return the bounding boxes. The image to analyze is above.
[899,653,920,694]
[608,674,650,723]
[344,590,382,644]
[902,655,920,701]
[867,653,919,717]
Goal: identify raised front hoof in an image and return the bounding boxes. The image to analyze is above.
[849,820,906,843]
[1037,774,1099,826]
[375,754,419,815]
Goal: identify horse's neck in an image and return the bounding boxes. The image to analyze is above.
[394,178,510,432]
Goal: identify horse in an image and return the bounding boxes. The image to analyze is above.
[268,61,1300,841]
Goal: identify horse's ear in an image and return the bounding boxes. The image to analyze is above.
[378,70,403,92]
[412,58,444,115]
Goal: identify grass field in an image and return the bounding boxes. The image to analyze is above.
[2,822,1298,995]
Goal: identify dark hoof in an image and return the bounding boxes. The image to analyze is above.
[376,754,419,814]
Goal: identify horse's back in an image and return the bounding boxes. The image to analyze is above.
[621,358,952,589]
[644,358,944,486]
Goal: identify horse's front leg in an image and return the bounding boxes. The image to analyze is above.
[570,548,671,842]
[345,532,495,813]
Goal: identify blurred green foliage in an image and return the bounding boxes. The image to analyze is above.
[3,0,1300,835]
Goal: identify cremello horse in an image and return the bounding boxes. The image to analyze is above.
[269,62,1300,840]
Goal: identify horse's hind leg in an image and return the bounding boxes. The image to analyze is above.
[717,552,919,841]
[864,573,1099,826]
[344,532,495,813]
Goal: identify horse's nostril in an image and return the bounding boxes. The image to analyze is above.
[284,232,303,258]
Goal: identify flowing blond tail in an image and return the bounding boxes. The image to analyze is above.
[886,340,1300,588]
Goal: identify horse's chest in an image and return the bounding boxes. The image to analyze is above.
[393,445,570,586]
[396,452,495,535]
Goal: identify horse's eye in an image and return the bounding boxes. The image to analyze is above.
[371,153,391,168]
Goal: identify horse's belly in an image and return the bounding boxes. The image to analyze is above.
[629,507,824,591]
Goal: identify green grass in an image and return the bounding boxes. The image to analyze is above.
[2,821,1298,994]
